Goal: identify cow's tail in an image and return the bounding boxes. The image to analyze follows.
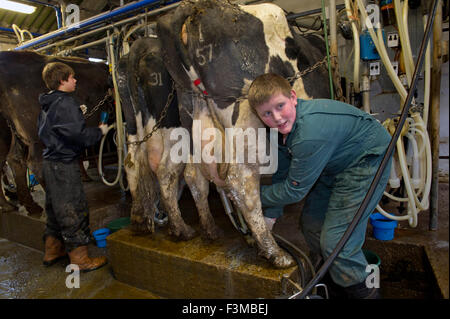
[117,54,138,136]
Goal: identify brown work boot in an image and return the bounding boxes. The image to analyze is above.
[68,245,107,273]
[43,236,68,267]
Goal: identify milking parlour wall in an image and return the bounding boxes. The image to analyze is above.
[2,0,448,299]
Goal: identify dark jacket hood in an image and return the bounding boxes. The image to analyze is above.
[38,90,66,111]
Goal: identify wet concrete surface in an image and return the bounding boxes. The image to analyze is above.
[0,175,448,299]
[0,174,159,299]
[0,238,159,299]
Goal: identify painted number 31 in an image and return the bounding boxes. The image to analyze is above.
[150,72,163,86]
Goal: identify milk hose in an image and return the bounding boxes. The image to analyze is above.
[98,31,127,190]
[344,0,360,94]
[293,0,439,298]
[273,233,317,288]
[275,239,306,288]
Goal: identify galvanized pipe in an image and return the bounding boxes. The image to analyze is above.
[429,0,442,231]
[14,0,180,50]
[34,7,163,53]
[55,37,108,56]
[35,3,177,53]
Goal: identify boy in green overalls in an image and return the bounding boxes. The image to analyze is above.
[248,73,392,299]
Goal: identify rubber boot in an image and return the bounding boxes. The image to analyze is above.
[43,235,68,267]
[320,272,348,299]
[68,245,107,273]
[344,281,381,299]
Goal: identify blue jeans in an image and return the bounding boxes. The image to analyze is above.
[300,154,392,287]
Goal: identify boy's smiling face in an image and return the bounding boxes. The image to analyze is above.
[254,90,297,135]
[59,74,77,93]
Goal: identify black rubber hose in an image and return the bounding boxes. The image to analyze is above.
[295,0,440,299]
[275,238,306,288]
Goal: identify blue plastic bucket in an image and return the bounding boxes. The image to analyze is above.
[362,249,381,267]
[92,228,110,248]
[369,212,398,241]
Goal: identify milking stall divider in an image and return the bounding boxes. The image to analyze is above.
[10,0,444,299]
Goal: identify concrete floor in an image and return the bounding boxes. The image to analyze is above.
[0,176,448,299]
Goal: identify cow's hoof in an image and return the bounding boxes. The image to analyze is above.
[130,222,151,235]
[130,215,153,235]
[271,251,296,269]
[169,224,196,240]
[28,211,43,219]
[203,225,223,240]
[26,205,43,217]
[243,235,256,247]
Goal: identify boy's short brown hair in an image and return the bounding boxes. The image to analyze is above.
[42,62,75,91]
[248,73,292,109]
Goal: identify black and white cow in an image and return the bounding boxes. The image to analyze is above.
[154,0,332,268]
[119,35,226,240]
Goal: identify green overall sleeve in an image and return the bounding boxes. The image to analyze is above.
[260,139,337,216]
[262,144,290,218]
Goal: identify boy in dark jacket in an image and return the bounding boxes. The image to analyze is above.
[248,73,392,298]
[38,62,108,272]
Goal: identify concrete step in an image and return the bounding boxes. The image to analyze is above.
[107,227,298,299]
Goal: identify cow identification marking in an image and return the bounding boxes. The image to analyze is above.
[149,72,163,86]
[182,303,216,316]
[196,44,213,66]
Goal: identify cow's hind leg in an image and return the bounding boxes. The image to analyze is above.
[184,162,223,240]
[157,162,195,240]
[125,144,157,235]
[7,135,43,217]
[0,162,16,213]
[227,163,295,269]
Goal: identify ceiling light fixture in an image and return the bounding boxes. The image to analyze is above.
[0,0,36,14]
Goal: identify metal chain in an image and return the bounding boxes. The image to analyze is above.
[175,56,328,105]
[286,56,328,83]
[84,92,113,119]
[126,81,175,146]
[139,56,327,125]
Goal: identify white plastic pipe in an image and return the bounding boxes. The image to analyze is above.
[405,132,421,189]
[402,0,415,85]
[378,113,433,226]
[389,156,401,188]
[394,0,412,85]
[395,137,419,227]
[344,0,360,93]
[411,113,432,208]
